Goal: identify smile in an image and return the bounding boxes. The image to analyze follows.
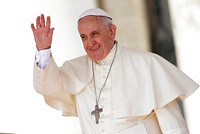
[90,45,100,51]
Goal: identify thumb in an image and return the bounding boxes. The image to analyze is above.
[48,28,54,41]
[48,28,54,39]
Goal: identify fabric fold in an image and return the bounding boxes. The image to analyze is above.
[112,47,198,118]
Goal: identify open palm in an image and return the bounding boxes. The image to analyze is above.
[31,14,54,50]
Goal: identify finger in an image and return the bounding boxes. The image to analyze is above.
[46,16,51,29]
[41,14,45,27]
[48,28,55,40]
[31,23,36,31]
[36,16,41,28]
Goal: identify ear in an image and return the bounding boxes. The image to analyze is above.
[109,24,117,40]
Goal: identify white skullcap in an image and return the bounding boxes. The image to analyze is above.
[78,8,112,21]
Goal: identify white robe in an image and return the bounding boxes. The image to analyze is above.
[33,45,199,133]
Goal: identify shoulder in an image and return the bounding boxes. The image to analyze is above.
[119,45,160,62]
[71,55,88,62]
[117,45,172,70]
[60,55,89,70]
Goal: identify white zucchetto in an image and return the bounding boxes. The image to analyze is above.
[78,8,112,21]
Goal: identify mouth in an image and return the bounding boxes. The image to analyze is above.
[90,45,101,51]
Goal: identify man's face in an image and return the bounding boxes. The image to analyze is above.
[78,16,116,62]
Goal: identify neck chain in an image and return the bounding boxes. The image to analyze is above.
[91,41,118,124]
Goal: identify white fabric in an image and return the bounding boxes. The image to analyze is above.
[155,100,189,134]
[78,8,112,21]
[119,123,148,134]
[74,50,163,133]
[35,48,51,69]
[34,45,199,133]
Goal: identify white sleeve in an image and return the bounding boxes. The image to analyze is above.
[154,100,189,134]
[35,48,51,69]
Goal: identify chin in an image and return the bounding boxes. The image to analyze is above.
[90,56,103,62]
[88,53,103,61]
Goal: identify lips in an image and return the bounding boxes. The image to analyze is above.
[90,45,100,51]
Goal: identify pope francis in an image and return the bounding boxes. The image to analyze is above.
[31,8,199,134]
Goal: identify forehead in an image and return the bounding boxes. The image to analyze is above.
[78,16,105,33]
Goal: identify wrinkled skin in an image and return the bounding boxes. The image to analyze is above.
[78,16,116,62]
[31,14,54,50]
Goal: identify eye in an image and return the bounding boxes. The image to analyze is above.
[92,32,98,37]
[80,35,86,40]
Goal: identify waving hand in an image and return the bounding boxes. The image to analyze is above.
[31,14,54,50]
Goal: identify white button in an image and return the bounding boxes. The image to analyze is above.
[100,120,104,124]
[101,97,105,101]
[100,62,105,65]
[102,75,106,78]
[103,67,106,71]
[105,61,110,64]
[100,105,104,108]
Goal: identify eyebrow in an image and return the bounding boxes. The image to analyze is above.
[80,30,99,36]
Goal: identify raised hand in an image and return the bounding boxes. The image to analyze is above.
[31,14,54,50]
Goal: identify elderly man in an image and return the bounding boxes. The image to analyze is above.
[31,8,198,133]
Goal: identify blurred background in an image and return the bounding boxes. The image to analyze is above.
[0,0,199,133]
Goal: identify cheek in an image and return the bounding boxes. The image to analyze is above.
[82,42,88,49]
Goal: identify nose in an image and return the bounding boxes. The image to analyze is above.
[88,37,95,47]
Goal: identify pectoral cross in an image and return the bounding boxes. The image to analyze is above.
[91,104,103,124]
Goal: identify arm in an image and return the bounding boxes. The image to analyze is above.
[31,14,77,116]
[33,56,77,116]
[31,14,60,95]
[31,14,53,69]
[154,100,189,134]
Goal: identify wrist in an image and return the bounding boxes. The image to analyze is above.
[36,45,51,51]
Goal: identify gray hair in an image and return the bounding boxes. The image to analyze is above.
[101,17,113,27]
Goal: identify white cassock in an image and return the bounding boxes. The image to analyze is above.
[33,44,199,134]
